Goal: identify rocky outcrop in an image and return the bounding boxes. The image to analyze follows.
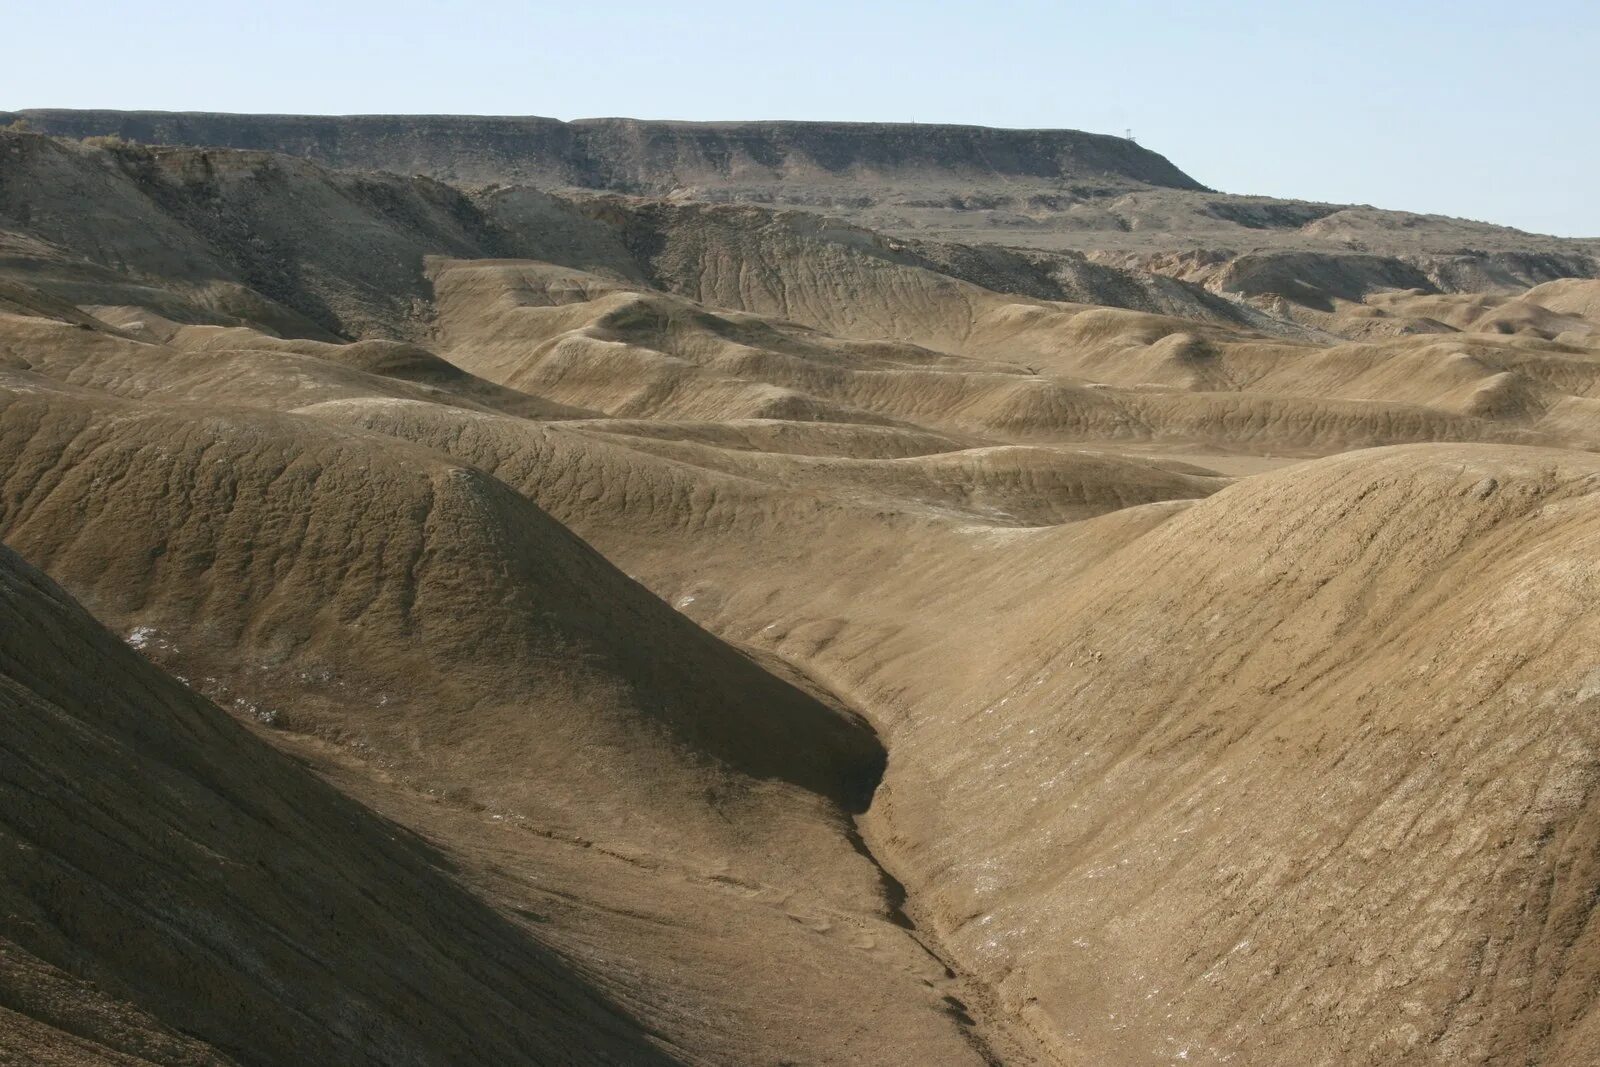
[5,110,1208,193]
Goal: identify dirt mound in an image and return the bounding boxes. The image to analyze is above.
[1526,278,1600,320]
[424,257,1580,454]
[0,388,881,822]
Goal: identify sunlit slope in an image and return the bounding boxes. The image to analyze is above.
[427,258,1593,452]
[661,445,1600,1065]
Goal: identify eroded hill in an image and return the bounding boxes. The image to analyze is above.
[2,124,1600,1065]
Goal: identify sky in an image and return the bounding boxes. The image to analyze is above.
[6,0,1598,236]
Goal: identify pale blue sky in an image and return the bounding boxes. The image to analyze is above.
[6,1,1597,236]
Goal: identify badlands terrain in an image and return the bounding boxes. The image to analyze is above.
[2,115,1600,1065]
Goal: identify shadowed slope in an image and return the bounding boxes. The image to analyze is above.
[0,543,674,1066]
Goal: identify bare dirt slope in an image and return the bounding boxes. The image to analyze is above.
[659,445,1600,1065]
[2,124,1600,1065]
[0,334,996,1065]
[0,542,674,1066]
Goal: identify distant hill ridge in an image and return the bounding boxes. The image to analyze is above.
[3,109,1209,193]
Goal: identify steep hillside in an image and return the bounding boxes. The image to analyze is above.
[626,444,1600,1066]
[0,543,671,1066]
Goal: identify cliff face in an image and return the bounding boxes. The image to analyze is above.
[4,110,1208,192]
[16,110,1600,269]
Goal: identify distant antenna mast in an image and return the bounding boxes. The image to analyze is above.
[1125,128,1137,143]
